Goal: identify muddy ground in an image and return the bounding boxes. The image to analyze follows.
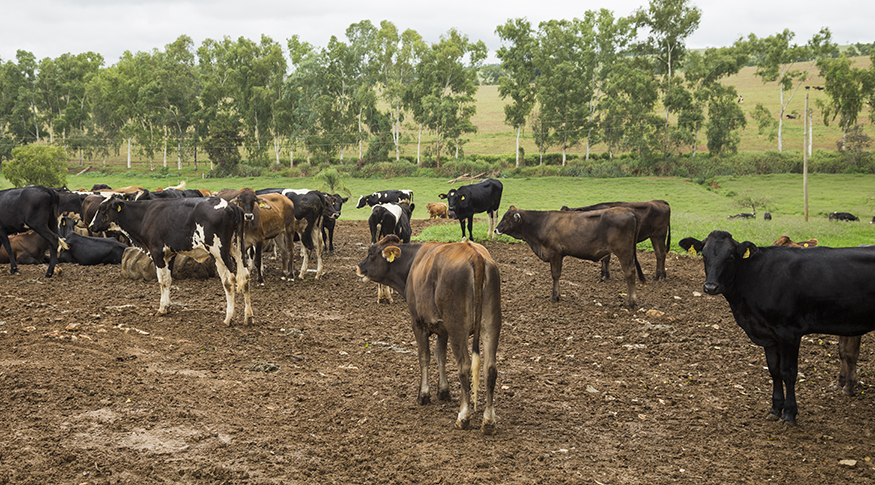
[0,218,873,484]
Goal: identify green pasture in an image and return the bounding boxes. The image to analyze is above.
[15,171,872,250]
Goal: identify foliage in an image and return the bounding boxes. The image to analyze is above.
[314,167,352,195]
[3,144,67,187]
[203,116,242,176]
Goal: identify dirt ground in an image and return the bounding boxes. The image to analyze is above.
[1,218,873,484]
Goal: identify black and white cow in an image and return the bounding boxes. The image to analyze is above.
[321,193,348,253]
[439,179,503,241]
[828,212,859,222]
[89,196,252,326]
[356,190,413,209]
[368,202,414,244]
[679,230,875,424]
[0,186,65,277]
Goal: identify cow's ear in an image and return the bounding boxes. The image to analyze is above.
[112,200,124,212]
[678,237,704,255]
[461,195,466,201]
[342,197,348,203]
[438,193,447,199]
[382,246,402,263]
[513,212,521,222]
[739,241,758,259]
[257,197,272,210]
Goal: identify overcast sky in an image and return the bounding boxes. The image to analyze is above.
[3,0,873,66]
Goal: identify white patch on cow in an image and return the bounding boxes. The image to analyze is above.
[382,203,403,223]
[282,188,310,197]
[212,198,228,210]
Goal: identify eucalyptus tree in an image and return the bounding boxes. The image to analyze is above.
[816,53,871,150]
[599,56,661,159]
[6,50,41,143]
[749,27,834,151]
[405,28,486,167]
[496,17,537,168]
[373,21,426,161]
[345,20,380,160]
[633,0,701,158]
[147,36,199,169]
[285,36,322,165]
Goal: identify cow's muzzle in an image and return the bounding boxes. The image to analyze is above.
[703,282,720,295]
[244,213,255,221]
[355,265,369,282]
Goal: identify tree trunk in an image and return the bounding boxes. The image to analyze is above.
[127,137,132,169]
[416,124,422,167]
[177,140,182,171]
[163,126,168,168]
[515,126,521,168]
[778,86,785,152]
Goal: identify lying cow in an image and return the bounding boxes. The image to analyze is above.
[356,235,502,435]
[728,213,755,219]
[89,196,252,326]
[57,216,128,265]
[829,212,859,222]
[561,200,671,280]
[426,202,449,219]
[495,206,645,307]
[0,231,50,265]
[679,231,875,424]
[771,235,818,248]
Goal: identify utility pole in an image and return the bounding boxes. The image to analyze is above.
[803,92,809,222]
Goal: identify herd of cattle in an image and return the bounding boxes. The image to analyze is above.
[1,178,873,433]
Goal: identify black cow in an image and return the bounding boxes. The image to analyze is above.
[321,193,348,253]
[355,235,502,434]
[728,213,756,219]
[561,200,671,280]
[439,179,503,241]
[495,206,645,307]
[679,231,875,424]
[89,196,252,326]
[828,212,859,222]
[57,216,128,265]
[355,190,413,209]
[0,186,64,277]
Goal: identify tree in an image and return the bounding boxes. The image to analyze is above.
[750,28,835,151]
[496,18,537,168]
[816,54,870,150]
[3,145,67,187]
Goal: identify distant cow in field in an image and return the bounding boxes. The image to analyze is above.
[728,213,756,219]
[0,186,65,277]
[763,212,772,221]
[679,231,875,424]
[355,234,502,435]
[495,206,645,307]
[829,212,859,222]
[561,200,671,280]
[356,190,413,209]
[439,179,503,241]
[426,202,449,219]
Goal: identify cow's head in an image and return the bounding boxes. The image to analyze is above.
[356,194,376,209]
[323,193,347,219]
[440,189,466,213]
[494,206,524,238]
[679,230,758,296]
[89,198,125,234]
[230,188,270,222]
[356,235,403,285]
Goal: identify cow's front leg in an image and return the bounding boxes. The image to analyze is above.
[779,339,801,424]
[599,255,611,280]
[763,345,784,421]
[413,323,431,405]
[435,334,450,401]
[549,257,564,302]
[298,245,310,280]
[1,235,19,275]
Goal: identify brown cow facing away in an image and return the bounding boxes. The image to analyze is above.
[495,206,645,307]
[426,202,449,219]
[355,235,502,435]
[561,200,671,280]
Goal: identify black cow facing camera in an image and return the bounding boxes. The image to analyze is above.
[439,179,503,241]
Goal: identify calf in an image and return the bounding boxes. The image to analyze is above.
[829,212,859,222]
[89,197,252,326]
[495,206,645,307]
[57,216,128,265]
[0,186,64,277]
[426,202,449,219]
[355,189,413,209]
[679,231,875,424]
[439,178,503,241]
[561,200,671,280]
[356,235,502,435]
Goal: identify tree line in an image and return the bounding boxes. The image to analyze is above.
[1,0,874,176]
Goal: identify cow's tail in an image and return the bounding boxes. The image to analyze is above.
[48,189,70,251]
[470,247,485,411]
[632,213,646,284]
[233,204,247,291]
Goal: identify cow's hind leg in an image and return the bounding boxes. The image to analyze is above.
[435,334,451,401]
[450,336,473,430]
[156,262,173,315]
[213,252,238,326]
[0,234,17,275]
[599,255,611,280]
[763,345,786,422]
[549,257,564,302]
[838,336,862,395]
[412,322,432,405]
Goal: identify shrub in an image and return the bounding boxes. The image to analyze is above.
[3,144,67,188]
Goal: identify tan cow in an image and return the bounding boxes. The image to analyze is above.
[426,202,448,219]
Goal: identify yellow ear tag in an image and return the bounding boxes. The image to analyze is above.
[387,252,395,263]
[742,248,750,259]
[803,243,809,247]
[258,202,266,208]
[117,205,122,212]
[461,195,466,200]
[687,247,696,255]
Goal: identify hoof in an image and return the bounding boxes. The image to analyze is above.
[481,420,497,436]
[437,389,451,401]
[417,394,430,406]
[766,411,780,422]
[455,417,471,430]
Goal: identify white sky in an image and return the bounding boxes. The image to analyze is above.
[2,0,873,66]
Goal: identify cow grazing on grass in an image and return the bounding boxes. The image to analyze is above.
[89,197,252,326]
[426,202,449,219]
[679,231,875,424]
[829,212,859,222]
[496,206,645,307]
[0,186,65,277]
[218,189,296,284]
[57,216,128,265]
[561,200,671,280]
[356,190,413,209]
[0,231,51,265]
[356,235,502,435]
[439,179,503,241]
[321,193,348,253]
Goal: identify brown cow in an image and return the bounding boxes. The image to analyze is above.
[772,235,818,248]
[0,231,50,265]
[426,202,448,219]
[355,235,502,435]
[561,200,671,280]
[218,189,296,284]
[496,206,645,307]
